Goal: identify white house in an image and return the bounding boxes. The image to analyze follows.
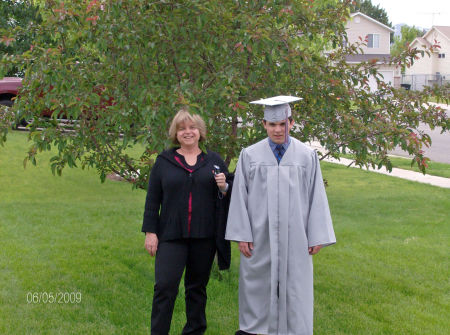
[345,12,400,90]
[404,26,450,90]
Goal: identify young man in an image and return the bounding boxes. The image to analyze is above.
[226,96,336,335]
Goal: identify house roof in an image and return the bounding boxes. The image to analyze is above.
[431,26,450,41]
[350,12,395,33]
[410,26,450,51]
[345,54,391,63]
[410,37,432,49]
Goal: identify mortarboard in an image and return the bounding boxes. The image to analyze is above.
[250,95,302,144]
[250,95,302,122]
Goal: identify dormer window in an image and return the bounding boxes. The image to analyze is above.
[367,34,380,48]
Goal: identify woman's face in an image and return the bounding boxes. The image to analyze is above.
[176,120,200,148]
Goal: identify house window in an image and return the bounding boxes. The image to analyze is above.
[367,34,380,48]
[438,53,445,58]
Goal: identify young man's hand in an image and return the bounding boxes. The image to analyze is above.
[308,245,322,255]
[239,242,254,258]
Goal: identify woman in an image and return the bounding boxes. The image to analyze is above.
[142,110,231,335]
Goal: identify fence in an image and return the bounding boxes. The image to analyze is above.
[401,74,450,91]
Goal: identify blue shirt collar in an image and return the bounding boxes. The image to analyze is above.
[268,136,291,152]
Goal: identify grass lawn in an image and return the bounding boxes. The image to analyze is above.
[427,97,449,104]
[388,156,450,179]
[340,153,450,179]
[1,131,449,334]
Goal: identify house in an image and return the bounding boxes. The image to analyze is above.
[345,12,400,90]
[404,26,450,90]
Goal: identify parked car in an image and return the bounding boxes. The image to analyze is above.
[0,77,22,107]
[0,77,115,125]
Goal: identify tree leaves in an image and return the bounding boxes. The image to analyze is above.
[0,0,448,188]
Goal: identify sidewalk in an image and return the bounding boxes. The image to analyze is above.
[428,102,449,111]
[309,142,450,189]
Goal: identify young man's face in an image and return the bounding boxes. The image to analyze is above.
[263,119,295,144]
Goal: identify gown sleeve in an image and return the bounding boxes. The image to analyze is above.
[225,149,253,242]
[306,150,336,248]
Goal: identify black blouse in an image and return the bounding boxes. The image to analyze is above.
[142,148,229,241]
[173,150,205,170]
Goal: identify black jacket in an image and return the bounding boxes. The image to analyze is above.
[142,148,232,269]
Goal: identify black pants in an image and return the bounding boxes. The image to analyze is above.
[151,238,216,335]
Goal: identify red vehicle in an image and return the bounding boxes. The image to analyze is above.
[0,77,22,107]
[0,77,114,123]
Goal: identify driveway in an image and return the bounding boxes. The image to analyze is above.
[389,103,450,164]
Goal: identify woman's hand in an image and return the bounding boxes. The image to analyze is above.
[214,172,228,193]
[145,233,158,256]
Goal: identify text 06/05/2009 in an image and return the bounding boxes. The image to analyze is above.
[26,292,82,304]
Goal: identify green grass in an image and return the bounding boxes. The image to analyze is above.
[1,131,449,334]
[427,97,449,104]
[388,156,450,178]
[340,153,450,179]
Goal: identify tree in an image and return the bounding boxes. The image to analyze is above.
[0,0,42,76]
[0,0,448,189]
[349,0,391,28]
[391,25,425,58]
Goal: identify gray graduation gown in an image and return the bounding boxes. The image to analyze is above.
[225,138,336,335]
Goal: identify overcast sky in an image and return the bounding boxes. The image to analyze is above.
[370,0,449,28]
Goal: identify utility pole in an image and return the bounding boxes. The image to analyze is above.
[423,12,441,27]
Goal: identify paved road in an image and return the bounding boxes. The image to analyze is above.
[389,103,450,164]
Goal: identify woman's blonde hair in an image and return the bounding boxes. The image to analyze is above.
[168,109,207,145]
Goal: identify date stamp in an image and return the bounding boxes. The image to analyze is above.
[26,291,81,304]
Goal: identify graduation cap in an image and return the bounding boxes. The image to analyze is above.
[250,95,302,122]
[250,95,302,143]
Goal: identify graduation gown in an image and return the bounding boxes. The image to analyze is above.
[225,138,336,335]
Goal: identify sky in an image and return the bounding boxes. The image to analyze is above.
[370,0,449,29]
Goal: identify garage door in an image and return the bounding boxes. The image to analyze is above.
[368,70,394,92]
